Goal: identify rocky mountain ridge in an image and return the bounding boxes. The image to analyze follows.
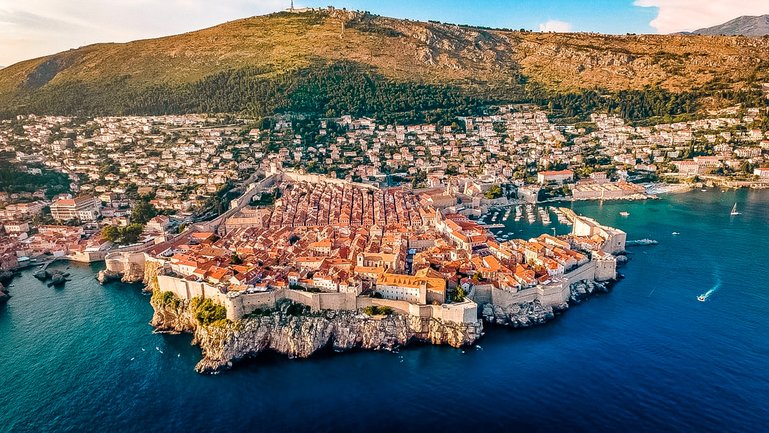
[689,15,769,37]
[1,9,768,117]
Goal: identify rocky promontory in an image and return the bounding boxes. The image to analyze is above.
[151,295,483,374]
[149,277,616,374]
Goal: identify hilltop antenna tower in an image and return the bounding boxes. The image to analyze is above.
[290,0,294,11]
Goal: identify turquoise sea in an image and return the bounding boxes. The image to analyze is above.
[1,189,768,432]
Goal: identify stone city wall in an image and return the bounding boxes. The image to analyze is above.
[282,171,378,191]
[155,274,476,324]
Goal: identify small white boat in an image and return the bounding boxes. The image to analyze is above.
[730,203,741,216]
[697,295,707,302]
[672,232,680,236]
[619,211,630,217]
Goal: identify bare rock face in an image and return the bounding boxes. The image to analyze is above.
[96,270,122,285]
[151,296,483,374]
[121,261,145,284]
[481,300,556,327]
[569,280,610,303]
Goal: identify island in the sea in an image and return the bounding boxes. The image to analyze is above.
[104,172,625,373]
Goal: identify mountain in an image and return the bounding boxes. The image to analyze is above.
[0,8,767,121]
[690,15,769,36]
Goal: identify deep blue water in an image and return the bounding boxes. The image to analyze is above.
[1,190,768,433]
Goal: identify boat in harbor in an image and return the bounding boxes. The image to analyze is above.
[619,211,630,217]
[730,203,741,216]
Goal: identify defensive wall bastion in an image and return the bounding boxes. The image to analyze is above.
[154,273,478,324]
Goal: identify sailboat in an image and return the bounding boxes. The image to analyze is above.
[730,203,741,216]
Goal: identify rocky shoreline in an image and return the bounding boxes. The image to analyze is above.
[96,268,144,285]
[148,278,616,374]
[151,296,484,374]
[0,284,9,304]
[0,271,14,303]
[479,280,613,328]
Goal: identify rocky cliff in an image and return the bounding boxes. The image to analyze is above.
[689,15,769,37]
[151,296,483,374]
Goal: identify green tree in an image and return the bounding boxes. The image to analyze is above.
[101,224,144,245]
[454,286,467,302]
[101,225,120,243]
[484,184,503,199]
[192,298,227,325]
[131,200,157,225]
[121,224,144,244]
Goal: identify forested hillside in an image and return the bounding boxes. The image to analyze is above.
[1,9,768,121]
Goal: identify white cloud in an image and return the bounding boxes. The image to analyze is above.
[0,0,290,66]
[635,0,769,33]
[538,19,573,33]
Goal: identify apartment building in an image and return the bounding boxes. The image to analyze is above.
[50,196,100,222]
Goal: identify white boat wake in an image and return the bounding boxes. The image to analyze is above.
[698,280,721,302]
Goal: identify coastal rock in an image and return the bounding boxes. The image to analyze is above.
[50,272,67,287]
[96,270,122,285]
[121,262,145,284]
[481,299,555,327]
[0,284,9,304]
[33,270,50,281]
[570,280,610,303]
[151,295,483,374]
[480,280,613,327]
[0,271,15,285]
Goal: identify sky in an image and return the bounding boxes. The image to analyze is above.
[0,0,768,67]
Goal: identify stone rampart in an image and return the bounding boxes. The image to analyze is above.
[155,273,477,324]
